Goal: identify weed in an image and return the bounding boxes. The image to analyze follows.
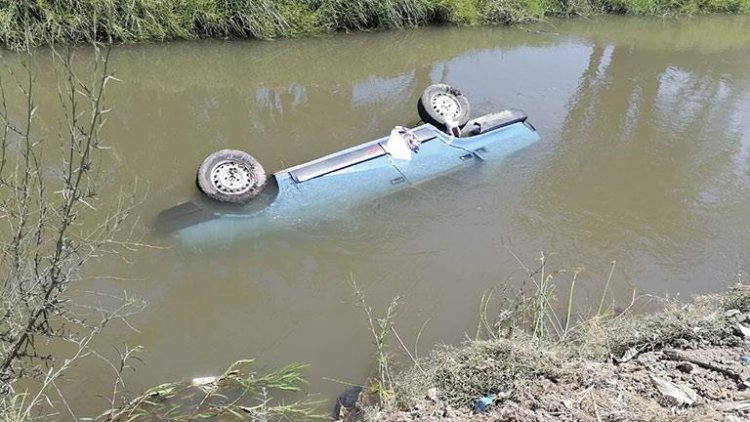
[2,0,747,49]
[376,252,750,415]
[104,359,326,421]
[351,276,401,407]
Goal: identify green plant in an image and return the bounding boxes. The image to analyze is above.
[103,359,325,421]
[475,252,624,346]
[4,0,749,49]
[351,277,401,407]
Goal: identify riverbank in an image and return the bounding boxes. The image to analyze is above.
[346,284,750,421]
[2,0,749,49]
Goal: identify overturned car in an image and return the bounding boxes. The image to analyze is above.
[155,84,540,244]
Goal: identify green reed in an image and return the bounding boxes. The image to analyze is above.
[2,0,748,50]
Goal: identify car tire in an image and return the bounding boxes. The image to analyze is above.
[196,149,266,204]
[417,84,471,132]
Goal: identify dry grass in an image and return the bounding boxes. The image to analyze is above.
[372,280,750,417]
[571,284,750,362]
[390,337,563,408]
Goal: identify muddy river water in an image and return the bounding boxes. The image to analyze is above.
[4,15,750,415]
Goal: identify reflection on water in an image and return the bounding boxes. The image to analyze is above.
[3,15,750,416]
[545,21,750,292]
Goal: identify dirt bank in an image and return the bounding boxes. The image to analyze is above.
[355,285,750,421]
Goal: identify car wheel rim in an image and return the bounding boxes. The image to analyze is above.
[431,92,461,120]
[211,160,255,195]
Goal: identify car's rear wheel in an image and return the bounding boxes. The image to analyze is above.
[196,149,266,204]
[417,84,471,133]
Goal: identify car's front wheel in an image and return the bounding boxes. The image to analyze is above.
[196,149,266,204]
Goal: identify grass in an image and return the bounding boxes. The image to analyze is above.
[352,252,600,410]
[367,254,750,415]
[384,285,750,410]
[101,359,327,421]
[351,277,402,407]
[1,0,749,49]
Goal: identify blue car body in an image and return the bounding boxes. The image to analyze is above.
[156,110,540,244]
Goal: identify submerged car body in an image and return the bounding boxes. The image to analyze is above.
[155,109,540,244]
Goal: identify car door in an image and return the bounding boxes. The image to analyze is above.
[390,135,478,185]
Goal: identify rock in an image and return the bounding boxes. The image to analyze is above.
[716,400,750,412]
[725,309,741,320]
[650,375,698,407]
[676,362,695,373]
[332,386,367,422]
[615,347,638,364]
[426,387,439,402]
[736,323,750,338]
[638,354,659,367]
[496,391,512,401]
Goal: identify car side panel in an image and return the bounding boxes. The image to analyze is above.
[288,154,405,208]
[392,122,540,184]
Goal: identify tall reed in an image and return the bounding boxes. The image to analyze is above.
[3,0,748,49]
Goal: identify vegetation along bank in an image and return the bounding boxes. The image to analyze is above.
[2,0,750,49]
[348,283,750,421]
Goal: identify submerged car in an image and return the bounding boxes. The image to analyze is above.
[155,84,540,244]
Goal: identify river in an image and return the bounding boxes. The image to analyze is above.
[3,15,750,416]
